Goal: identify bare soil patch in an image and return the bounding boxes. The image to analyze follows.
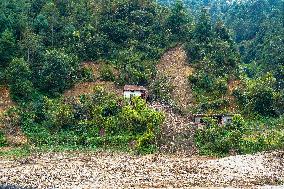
[157,45,194,111]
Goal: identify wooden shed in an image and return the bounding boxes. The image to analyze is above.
[123,85,148,100]
[193,114,234,125]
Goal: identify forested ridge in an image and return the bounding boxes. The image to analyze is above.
[0,0,283,157]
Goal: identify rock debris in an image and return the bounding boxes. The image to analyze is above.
[0,151,283,188]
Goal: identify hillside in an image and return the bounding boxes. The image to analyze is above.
[0,86,14,114]
[0,0,283,188]
[63,62,122,98]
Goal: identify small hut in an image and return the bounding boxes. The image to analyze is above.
[193,114,234,125]
[123,85,148,100]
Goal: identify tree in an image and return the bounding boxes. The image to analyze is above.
[20,28,43,63]
[40,1,60,47]
[0,29,17,67]
[194,8,213,43]
[166,0,192,41]
[36,49,79,96]
[214,19,231,42]
[247,73,278,117]
[6,58,34,101]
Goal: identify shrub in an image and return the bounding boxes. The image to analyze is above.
[194,115,245,156]
[35,49,79,96]
[194,114,284,156]
[0,131,7,147]
[99,64,115,81]
[12,89,164,154]
[79,67,94,82]
[6,58,34,101]
[234,73,278,117]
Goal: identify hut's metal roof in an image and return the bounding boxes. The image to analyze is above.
[123,85,147,91]
[193,114,235,117]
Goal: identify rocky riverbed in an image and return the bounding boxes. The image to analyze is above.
[0,150,283,189]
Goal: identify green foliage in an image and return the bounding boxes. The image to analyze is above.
[20,29,43,63]
[10,89,164,154]
[194,114,284,156]
[234,73,279,117]
[194,8,213,43]
[0,131,7,147]
[0,146,31,158]
[166,0,192,41]
[0,29,17,67]
[194,115,245,156]
[117,51,157,86]
[185,8,240,113]
[35,49,79,96]
[99,64,115,82]
[6,58,34,101]
[0,0,282,156]
[79,67,94,82]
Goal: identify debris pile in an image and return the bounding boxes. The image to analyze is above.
[149,102,196,155]
[0,86,14,114]
[156,45,193,111]
[0,151,283,188]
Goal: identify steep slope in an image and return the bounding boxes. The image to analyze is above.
[64,62,123,99]
[150,102,196,155]
[0,86,27,146]
[0,86,14,114]
[151,46,196,154]
[156,45,193,111]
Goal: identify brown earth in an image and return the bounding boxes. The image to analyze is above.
[64,80,123,98]
[157,45,194,111]
[150,102,196,155]
[154,46,197,154]
[64,62,122,98]
[0,86,28,146]
[0,86,14,116]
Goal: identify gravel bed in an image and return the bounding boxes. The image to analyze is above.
[0,151,283,189]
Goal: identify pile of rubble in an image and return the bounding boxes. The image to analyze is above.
[149,102,196,155]
[0,150,283,188]
[0,86,14,116]
[156,45,194,111]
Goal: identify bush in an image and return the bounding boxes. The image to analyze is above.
[6,58,34,101]
[99,64,115,81]
[0,131,7,147]
[194,114,284,156]
[35,49,79,96]
[79,67,94,82]
[234,73,278,117]
[13,89,164,154]
[194,115,245,156]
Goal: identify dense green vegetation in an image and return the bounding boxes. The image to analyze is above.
[3,87,164,153]
[0,131,7,147]
[0,0,282,155]
[195,115,284,156]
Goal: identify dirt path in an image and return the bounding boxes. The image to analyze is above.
[0,151,283,188]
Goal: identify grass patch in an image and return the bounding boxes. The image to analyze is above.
[0,146,31,159]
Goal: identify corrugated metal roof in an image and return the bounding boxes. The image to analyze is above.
[123,85,147,91]
[193,114,235,117]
